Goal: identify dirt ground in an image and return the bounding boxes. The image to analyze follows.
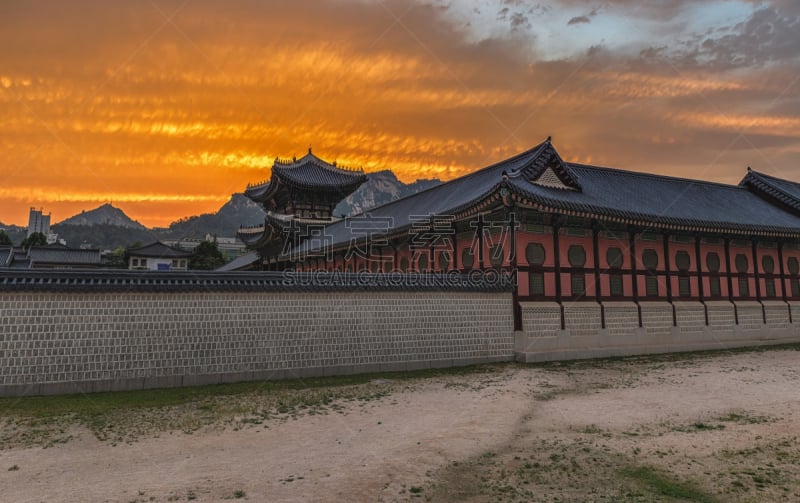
[1,346,799,502]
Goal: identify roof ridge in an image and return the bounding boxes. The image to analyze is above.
[746,168,799,186]
[567,162,748,191]
[273,151,364,174]
[341,140,550,218]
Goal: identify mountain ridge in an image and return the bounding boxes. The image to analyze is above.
[41,171,441,249]
[57,203,147,229]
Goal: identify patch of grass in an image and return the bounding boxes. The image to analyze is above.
[693,422,725,431]
[8,464,19,471]
[233,489,246,499]
[717,411,774,424]
[0,364,509,448]
[0,364,502,420]
[671,421,726,433]
[621,466,717,502]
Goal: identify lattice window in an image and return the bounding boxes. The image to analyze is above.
[676,251,691,297]
[707,252,721,297]
[418,254,428,272]
[568,245,586,297]
[489,245,504,268]
[678,277,691,297]
[571,275,586,297]
[763,255,776,298]
[461,249,474,269]
[642,249,659,297]
[610,275,624,297]
[607,247,624,297]
[738,278,750,297]
[736,254,749,297]
[529,272,545,296]
[439,251,450,271]
[646,276,659,296]
[525,243,546,265]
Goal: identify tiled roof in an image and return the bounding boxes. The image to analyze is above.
[27,246,102,266]
[0,270,512,293]
[245,150,367,201]
[740,168,800,214]
[506,163,800,235]
[292,139,800,257]
[292,140,551,255]
[128,241,191,258]
[216,251,259,271]
[0,247,12,267]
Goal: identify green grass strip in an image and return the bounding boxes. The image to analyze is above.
[0,363,500,419]
[621,466,717,502]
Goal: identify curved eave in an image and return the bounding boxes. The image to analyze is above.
[742,172,800,214]
[292,183,505,258]
[272,168,367,193]
[237,224,274,248]
[244,177,281,203]
[506,182,800,239]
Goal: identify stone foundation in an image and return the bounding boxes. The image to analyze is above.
[516,300,800,362]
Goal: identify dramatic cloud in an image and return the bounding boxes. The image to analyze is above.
[1,0,800,227]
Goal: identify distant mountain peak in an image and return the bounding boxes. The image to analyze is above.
[56,204,146,230]
[334,172,441,217]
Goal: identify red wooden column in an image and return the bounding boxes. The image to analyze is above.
[663,233,675,326]
[591,220,604,329]
[477,214,485,269]
[778,241,791,323]
[629,227,642,327]
[695,235,708,325]
[552,214,564,330]
[753,241,765,323]
[509,208,521,331]
[724,237,738,325]
[451,221,459,271]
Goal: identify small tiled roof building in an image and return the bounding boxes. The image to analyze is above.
[128,241,191,271]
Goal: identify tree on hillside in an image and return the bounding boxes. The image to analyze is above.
[189,240,225,270]
[106,246,128,268]
[21,232,47,248]
[0,230,12,246]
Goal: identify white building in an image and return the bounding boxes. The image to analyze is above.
[27,207,51,237]
[128,241,191,271]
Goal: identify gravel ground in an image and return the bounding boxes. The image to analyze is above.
[1,346,799,502]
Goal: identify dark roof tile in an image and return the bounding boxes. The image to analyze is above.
[128,241,192,258]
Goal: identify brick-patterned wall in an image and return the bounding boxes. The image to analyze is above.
[0,291,514,396]
[674,302,705,334]
[706,301,736,331]
[519,302,561,339]
[517,300,800,363]
[640,302,674,336]
[763,301,790,329]
[562,302,602,337]
[736,301,764,331]
[603,302,639,337]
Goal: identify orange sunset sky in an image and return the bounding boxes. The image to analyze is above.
[2,0,800,228]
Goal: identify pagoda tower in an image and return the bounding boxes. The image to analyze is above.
[238,149,367,269]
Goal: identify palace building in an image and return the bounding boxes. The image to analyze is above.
[235,139,800,356]
[238,148,367,267]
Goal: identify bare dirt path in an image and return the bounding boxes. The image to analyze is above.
[2,347,800,502]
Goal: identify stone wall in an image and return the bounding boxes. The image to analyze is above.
[0,289,514,396]
[516,300,800,362]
